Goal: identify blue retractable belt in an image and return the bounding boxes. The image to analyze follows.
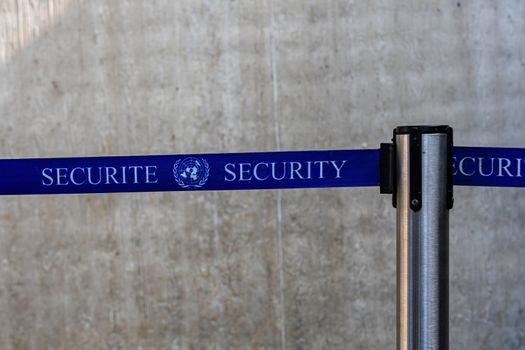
[0,149,379,195]
[453,147,525,188]
[0,147,523,195]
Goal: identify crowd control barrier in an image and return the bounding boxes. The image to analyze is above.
[1,125,524,350]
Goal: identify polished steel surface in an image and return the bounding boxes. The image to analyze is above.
[396,135,412,350]
[396,133,449,350]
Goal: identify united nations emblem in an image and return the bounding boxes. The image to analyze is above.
[173,157,210,188]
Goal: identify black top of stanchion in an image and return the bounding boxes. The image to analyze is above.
[380,125,454,211]
[394,125,451,135]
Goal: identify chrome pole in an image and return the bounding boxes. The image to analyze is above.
[394,126,452,350]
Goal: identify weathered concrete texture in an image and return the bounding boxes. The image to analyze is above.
[0,0,524,349]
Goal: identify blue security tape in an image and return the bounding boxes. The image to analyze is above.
[453,146,525,187]
[0,149,379,195]
[0,147,523,195]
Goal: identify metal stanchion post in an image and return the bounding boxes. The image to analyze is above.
[381,126,453,350]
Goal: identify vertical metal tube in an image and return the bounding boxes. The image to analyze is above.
[396,129,449,350]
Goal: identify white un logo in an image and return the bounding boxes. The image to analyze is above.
[173,157,210,188]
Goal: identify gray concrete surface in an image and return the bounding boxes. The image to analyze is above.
[0,0,524,349]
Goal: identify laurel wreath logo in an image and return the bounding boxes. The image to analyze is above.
[173,158,210,189]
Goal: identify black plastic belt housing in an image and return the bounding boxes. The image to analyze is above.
[379,125,454,211]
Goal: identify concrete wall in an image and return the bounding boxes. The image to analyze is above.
[1,0,524,349]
